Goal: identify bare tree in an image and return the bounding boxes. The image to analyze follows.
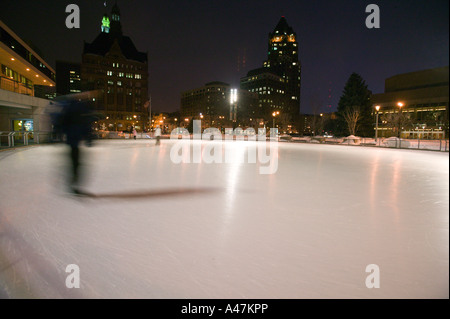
[381,112,414,137]
[342,105,361,136]
[278,113,291,133]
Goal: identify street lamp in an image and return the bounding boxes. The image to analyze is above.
[397,102,404,138]
[375,105,380,142]
[230,89,238,124]
[272,111,280,128]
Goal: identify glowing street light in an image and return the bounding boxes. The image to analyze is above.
[397,102,404,138]
[272,111,280,128]
[230,89,238,122]
[375,105,380,142]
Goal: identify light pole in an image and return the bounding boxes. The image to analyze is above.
[144,97,151,132]
[199,113,204,131]
[397,102,404,138]
[230,89,237,128]
[272,111,280,128]
[375,105,380,142]
[320,113,323,136]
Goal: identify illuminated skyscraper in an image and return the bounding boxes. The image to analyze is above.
[241,17,301,132]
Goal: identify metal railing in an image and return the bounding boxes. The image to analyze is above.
[1,130,448,152]
[0,131,57,148]
[289,136,449,152]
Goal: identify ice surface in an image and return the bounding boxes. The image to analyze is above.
[0,140,448,298]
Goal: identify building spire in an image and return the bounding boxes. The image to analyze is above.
[109,0,122,36]
[273,16,294,35]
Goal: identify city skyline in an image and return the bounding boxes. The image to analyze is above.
[0,0,448,302]
[0,0,448,114]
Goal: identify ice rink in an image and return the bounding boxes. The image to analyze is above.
[0,139,448,298]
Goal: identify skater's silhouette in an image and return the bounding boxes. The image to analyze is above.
[55,92,97,194]
[155,125,161,145]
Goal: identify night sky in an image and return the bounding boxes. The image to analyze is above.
[1,0,448,113]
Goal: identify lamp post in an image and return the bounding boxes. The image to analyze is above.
[375,105,380,142]
[397,102,404,138]
[230,89,237,128]
[320,113,323,136]
[272,111,280,132]
[144,96,151,132]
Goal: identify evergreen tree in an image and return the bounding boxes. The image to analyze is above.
[337,73,373,137]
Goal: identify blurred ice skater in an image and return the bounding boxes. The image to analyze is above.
[133,127,137,140]
[155,125,161,145]
[54,91,99,195]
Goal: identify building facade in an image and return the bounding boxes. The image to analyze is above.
[0,19,55,134]
[56,61,81,96]
[81,3,149,132]
[372,66,449,139]
[240,17,301,132]
[180,81,258,131]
